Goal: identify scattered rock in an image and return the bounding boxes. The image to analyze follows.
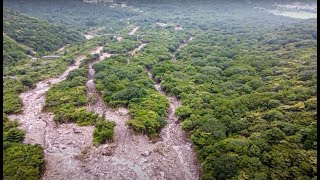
[141,151,151,157]
[109,143,117,148]
[101,144,114,156]
[73,128,81,133]
[84,168,90,173]
[154,141,166,155]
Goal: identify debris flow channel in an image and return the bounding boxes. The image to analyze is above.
[8,39,200,180]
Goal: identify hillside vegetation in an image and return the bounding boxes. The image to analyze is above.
[3,1,317,180]
[3,8,84,55]
[3,7,93,179]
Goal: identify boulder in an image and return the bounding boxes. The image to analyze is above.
[141,151,151,157]
[154,141,166,155]
[101,144,113,156]
[73,128,81,133]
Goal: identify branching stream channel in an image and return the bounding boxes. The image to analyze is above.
[8,33,200,180]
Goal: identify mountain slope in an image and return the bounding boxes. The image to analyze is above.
[3,35,31,66]
[3,8,85,55]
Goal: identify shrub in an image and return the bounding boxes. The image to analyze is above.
[93,120,116,146]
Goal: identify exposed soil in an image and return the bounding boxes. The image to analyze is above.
[156,22,168,27]
[57,44,69,52]
[85,34,95,40]
[128,43,147,64]
[8,50,97,180]
[117,36,124,41]
[146,69,200,180]
[178,36,194,51]
[78,41,199,179]
[86,49,112,115]
[129,26,139,35]
[171,36,194,61]
[8,41,200,180]
[84,27,105,40]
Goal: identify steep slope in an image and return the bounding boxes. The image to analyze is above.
[3,35,31,66]
[3,8,85,55]
[3,8,95,180]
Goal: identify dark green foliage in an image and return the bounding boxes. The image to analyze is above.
[4,0,138,32]
[4,128,25,143]
[127,110,166,137]
[203,154,238,180]
[262,110,284,121]
[3,92,23,114]
[175,106,192,120]
[3,1,317,179]
[104,38,140,54]
[94,54,169,137]
[111,87,147,103]
[134,9,317,179]
[44,66,101,126]
[3,35,29,66]
[301,128,317,150]
[93,119,116,146]
[3,143,45,180]
[3,114,45,180]
[3,8,84,55]
[264,128,286,144]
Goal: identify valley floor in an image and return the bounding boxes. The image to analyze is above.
[9,38,200,180]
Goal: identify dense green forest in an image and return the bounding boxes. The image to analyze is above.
[3,8,84,55]
[3,0,317,179]
[3,0,138,32]
[3,35,30,66]
[150,21,317,179]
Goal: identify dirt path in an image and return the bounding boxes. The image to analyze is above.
[127,43,147,64]
[178,36,194,51]
[171,36,194,61]
[84,27,106,40]
[129,26,139,35]
[86,49,112,115]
